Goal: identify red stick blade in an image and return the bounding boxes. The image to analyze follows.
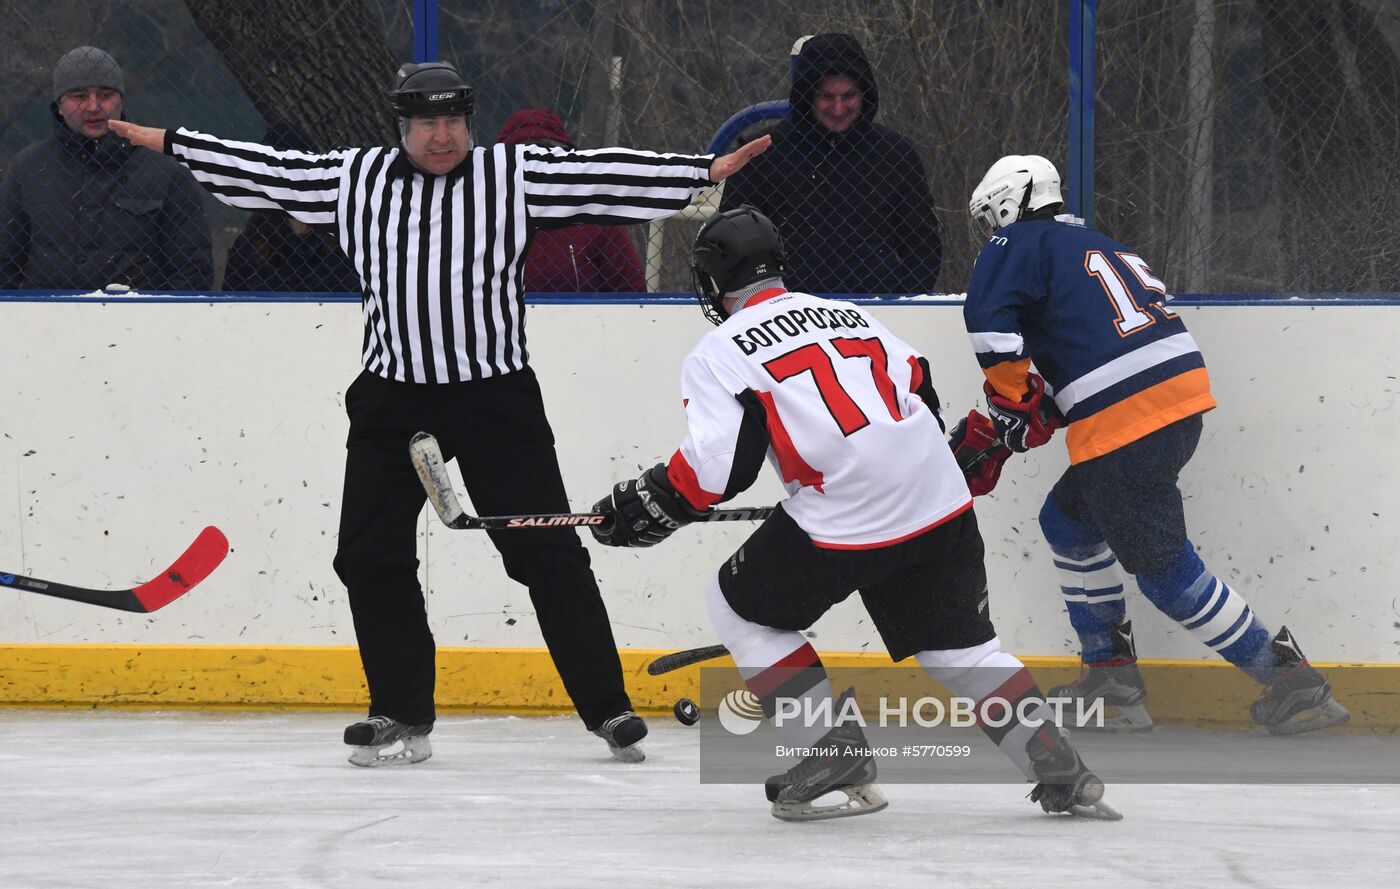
[130,526,230,612]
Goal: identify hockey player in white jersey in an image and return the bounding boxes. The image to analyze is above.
[589,206,1119,822]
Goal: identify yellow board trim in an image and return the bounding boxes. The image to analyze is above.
[1,644,1395,731]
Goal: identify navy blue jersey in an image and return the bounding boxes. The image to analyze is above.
[965,217,1215,463]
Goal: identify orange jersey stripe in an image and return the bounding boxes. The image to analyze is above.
[1066,367,1216,464]
[983,358,1033,400]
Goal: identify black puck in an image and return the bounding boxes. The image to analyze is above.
[673,698,700,726]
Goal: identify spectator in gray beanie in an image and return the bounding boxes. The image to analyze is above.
[53,45,125,105]
[0,45,211,290]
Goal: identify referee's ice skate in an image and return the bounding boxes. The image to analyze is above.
[344,716,433,767]
[593,711,648,762]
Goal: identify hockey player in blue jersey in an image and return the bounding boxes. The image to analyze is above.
[960,154,1349,735]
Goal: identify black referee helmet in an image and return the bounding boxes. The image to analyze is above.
[691,205,787,325]
[388,61,474,117]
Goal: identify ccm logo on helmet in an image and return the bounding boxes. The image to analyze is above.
[506,515,605,528]
[427,92,456,101]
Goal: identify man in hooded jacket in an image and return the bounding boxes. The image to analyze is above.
[719,33,941,296]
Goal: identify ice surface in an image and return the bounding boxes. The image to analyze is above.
[2,710,1395,888]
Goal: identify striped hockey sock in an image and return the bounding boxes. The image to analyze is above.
[917,638,1053,780]
[740,641,838,748]
[1136,543,1275,681]
[972,666,1056,780]
[705,573,835,747]
[1040,496,1127,662]
[1053,544,1129,663]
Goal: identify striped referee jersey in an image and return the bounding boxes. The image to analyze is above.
[165,129,714,383]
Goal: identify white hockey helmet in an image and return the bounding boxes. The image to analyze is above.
[968,155,1063,234]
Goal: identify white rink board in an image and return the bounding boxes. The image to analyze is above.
[0,299,1396,661]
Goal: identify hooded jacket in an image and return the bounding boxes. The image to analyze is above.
[0,108,212,290]
[720,33,942,295]
[496,109,646,293]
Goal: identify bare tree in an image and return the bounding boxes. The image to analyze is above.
[182,0,400,148]
[1255,0,1400,289]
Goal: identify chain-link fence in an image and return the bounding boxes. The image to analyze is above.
[1096,0,1399,293]
[436,0,1065,294]
[0,0,412,293]
[0,1,1394,295]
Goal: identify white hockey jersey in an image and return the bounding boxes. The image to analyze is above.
[666,288,972,549]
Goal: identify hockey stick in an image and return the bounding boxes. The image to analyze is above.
[646,644,731,675]
[0,526,229,613]
[408,432,774,530]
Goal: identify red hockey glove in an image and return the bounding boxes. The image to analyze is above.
[591,464,710,548]
[983,375,1062,453]
[948,410,1014,496]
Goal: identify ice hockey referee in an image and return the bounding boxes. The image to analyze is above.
[110,59,770,766]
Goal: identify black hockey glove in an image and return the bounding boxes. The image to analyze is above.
[947,409,1014,496]
[591,464,711,548]
[983,375,1063,453]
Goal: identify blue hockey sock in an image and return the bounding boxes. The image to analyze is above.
[1135,543,1275,681]
[1039,496,1127,663]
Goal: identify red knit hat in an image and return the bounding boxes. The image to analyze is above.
[496,108,575,148]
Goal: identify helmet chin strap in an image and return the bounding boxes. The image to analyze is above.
[1017,179,1034,220]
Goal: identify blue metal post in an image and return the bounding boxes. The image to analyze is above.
[1067,0,1097,226]
[413,0,440,63]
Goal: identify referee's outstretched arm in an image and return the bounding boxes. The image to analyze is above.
[110,120,770,185]
[710,135,771,180]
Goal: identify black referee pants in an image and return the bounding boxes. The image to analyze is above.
[332,367,633,730]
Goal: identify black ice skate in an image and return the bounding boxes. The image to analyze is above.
[344,715,433,767]
[1026,725,1122,821]
[1048,621,1153,732]
[1250,626,1350,736]
[593,710,648,762]
[764,695,888,823]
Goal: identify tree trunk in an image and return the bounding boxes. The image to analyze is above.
[182,0,400,150]
[579,0,620,147]
[1181,0,1216,292]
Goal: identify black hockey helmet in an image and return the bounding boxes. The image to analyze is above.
[388,61,474,117]
[691,205,787,325]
